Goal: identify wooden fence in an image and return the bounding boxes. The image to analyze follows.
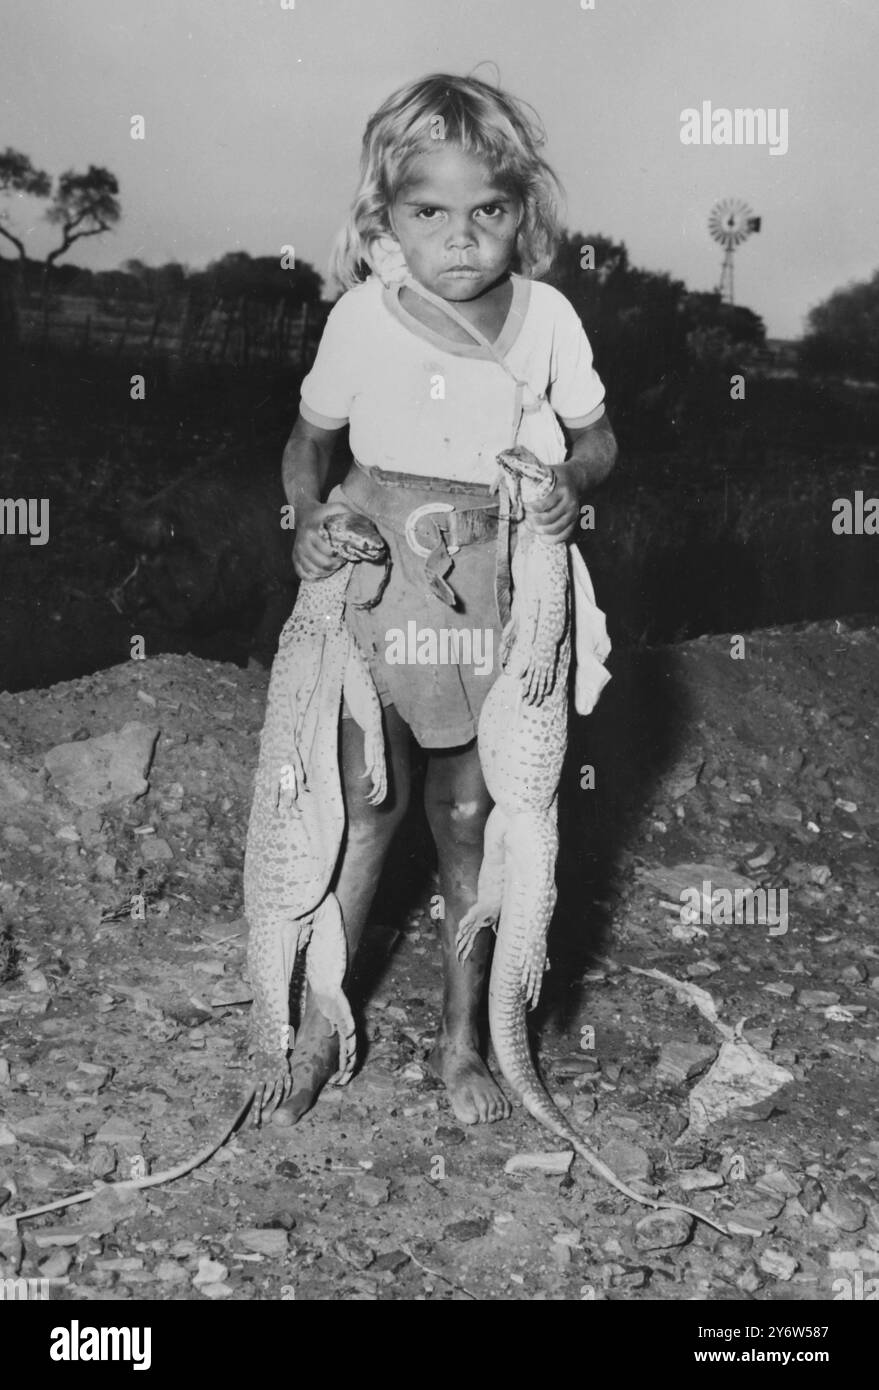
[11,291,325,370]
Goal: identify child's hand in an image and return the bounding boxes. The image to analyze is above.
[292,501,352,581]
[528,469,580,542]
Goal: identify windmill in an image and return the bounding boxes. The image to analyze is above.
[708,198,761,305]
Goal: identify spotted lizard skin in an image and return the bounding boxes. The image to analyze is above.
[244,513,388,1115]
[458,448,727,1232]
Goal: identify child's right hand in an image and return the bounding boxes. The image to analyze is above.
[292,500,353,581]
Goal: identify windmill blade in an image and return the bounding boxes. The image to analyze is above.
[708,199,759,306]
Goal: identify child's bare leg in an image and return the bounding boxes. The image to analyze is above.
[272,705,410,1125]
[425,743,512,1125]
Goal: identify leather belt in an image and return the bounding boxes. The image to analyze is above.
[340,460,516,616]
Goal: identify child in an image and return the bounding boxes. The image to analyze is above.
[271,72,617,1128]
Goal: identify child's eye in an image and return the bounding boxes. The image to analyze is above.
[478,204,504,218]
[415,207,442,221]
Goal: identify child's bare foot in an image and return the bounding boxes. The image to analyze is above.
[271,1006,339,1127]
[429,1030,512,1125]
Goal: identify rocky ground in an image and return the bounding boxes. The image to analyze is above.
[1,618,878,1301]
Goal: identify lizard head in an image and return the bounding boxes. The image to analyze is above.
[323,512,388,565]
[496,446,556,510]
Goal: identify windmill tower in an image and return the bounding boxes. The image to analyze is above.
[708,198,761,305]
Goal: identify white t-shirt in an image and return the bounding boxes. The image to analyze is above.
[299,274,606,484]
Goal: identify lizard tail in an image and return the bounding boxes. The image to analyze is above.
[488,960,730,1237]
[9,1091,256,1225]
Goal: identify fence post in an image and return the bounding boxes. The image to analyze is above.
[272,298,285,362]
[240,295,249,367]
[0,265,20,353]
[41,289,51,353]
[189,296,211,359]
[147,301,163,353]
[218,300,232,363]
[177,293,193,356]
[116,311,131,354]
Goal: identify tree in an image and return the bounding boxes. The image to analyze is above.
[544,231,766,444]
[683,291,765,348]
[0,149,120,278]
[546,232,690,438]
[800,270,879,382]
[44,166,121,272]
[0,148,51,260]
[121,257,150,282]
[122,258,189,301]
[192,251,322,309]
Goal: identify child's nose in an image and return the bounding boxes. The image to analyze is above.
[446,217,477,248]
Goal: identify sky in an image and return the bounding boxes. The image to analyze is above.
[2,0,877,338]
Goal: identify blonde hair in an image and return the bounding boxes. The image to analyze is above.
[329,72,564,291]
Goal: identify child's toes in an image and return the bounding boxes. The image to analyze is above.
[430,1044,511,1126]
[471,1072,512,1124]
[449,1088,482,1126]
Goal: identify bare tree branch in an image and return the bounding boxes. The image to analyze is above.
[46,222,112,267]
[43,164,121,272]
[0,147,52,260]
[0,223,27,259]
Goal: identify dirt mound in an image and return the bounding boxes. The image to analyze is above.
[1,624,878,1300]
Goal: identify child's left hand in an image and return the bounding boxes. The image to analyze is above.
[528,468,580,542]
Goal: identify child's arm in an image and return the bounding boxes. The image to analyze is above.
[282,415,352,580]
[530,414,618,541]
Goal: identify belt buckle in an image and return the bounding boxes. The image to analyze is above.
[404,502,460,557]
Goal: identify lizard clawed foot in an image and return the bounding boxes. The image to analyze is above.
[247,1049,293,1125]
[304,895,355,1084]
[456,904,497,961]
[521,945,549,1008]
[309,992,357,1086]
[499,620,517,670]
[329,1037,357,1087]
[360,733,387,805]
[516,654,556,706]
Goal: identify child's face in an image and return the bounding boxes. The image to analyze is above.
[389,146,521,302]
